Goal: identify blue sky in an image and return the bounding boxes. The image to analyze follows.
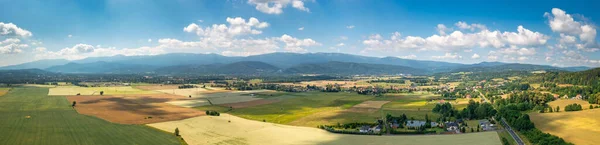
[0,0,599,67]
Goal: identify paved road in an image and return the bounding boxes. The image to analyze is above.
[476,89,524,145]
[501,118,525,145]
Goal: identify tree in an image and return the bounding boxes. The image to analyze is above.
[174,128,179,136]
[99,91,104,96]
[590,105,594,109]
[556,106,560,112]
[471,128,474,132]
[72,101,76,107]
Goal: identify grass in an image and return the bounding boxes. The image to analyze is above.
[0,87,180,145]
[547,99,592,111]
[226,92,373,124]
[48,86,158,96]
[529,108,600,145]
[497,129,517,145]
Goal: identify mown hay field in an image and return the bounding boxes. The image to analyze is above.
[165,90,273,108]
[48,86,158,96]
[149,114,502,145]
[530,109,600,145]
[547,99,593,110]
[0,87,179,145]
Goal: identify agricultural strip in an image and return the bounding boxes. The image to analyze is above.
[149,114,502,145]
[530,109,600,145]
[48,86,158,96]
[0,87,179,145]
[67,94,205,124]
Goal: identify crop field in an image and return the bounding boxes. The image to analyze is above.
[547,99,593,110]
[352,100,390,109]
[149,114,502,145]
[380,93,442,110]
[0,87,179,145]
[156,87,230,98]
[530,109,600,145]
[48,86,158,96]
[133,84,183,90]
[165,90,273,108]
[67,94,204,124]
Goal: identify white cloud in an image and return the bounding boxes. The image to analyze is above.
[197,20,204,23]
[0,38,27,54]
[148,39,152,42]
[279,34,320,52]
[34,47,46,52]
[455,21,487,31]
[399,54,417,59]
[545,8,598,50]
[362,24,548,52]
[35,43,166,60]
[559,34,577,44]
[247,0,310,14]
[0,22,32,37]
[68,34,72,38]
[431,53,462,59]
[471,53,480,59]
[298,27,304,31]
[336,43,345,47]
[436,24,450,35]
[346,25,355,29]
[487,55,498,61]
[545,8,582,35]
[183,17,269,38]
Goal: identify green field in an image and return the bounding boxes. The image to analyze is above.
[196,91,444,127]
[0,87,180,145]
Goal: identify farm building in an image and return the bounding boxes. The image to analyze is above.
[406,120,438,128]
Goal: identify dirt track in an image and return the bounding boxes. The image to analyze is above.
[67,94,204,124]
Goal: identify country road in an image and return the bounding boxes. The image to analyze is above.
[476,89,524,145]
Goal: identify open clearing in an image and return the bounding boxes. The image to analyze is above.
[530,109,600,145]
[67,94,204,124]
[166,90,273,108]
[0,87,179,145]
[48,86,157,96]
[149,114,501,145]
[547,99,592,110]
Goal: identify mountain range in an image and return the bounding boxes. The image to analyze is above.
[0,52,593,75]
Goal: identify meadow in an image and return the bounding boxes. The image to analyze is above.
[530,109,600,145]
[547,99,593,110]
[0,88,9,96]
[0,87,180,145]
[149,114,502,145]
[48,86,158,96]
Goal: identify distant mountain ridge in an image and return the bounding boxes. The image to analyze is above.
[0,52,593,74]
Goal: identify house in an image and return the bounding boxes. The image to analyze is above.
[406,120,438,128]
[359,125,371,133]
[445,122,459,132]
[575,94,583,100]
[563,95,569,99]
[478,120,495,131]
[372,125,382,132]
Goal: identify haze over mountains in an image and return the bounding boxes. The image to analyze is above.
[0,52,592,75]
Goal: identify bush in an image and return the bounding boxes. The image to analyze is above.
[564,103,582,112]
[205,110,220,116]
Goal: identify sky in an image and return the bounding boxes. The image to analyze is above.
[0,0,599,67]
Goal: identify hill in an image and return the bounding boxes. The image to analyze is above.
[155,61,280,75]
[45,62,158,74]
[284,61,426,75]
[526,67,600,86]
[0,59,69,70]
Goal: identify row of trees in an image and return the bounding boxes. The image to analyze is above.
[432,101,496,120]
[564,103,583,112]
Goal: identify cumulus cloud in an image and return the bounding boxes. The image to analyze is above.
[362,24,548,52]
[455,21,487,31]
[0,38,28,54]
[471,53,480,59]
[68,34,72,38]
[298,27,304,31]
[183,17,269,38]
[148,39,152,42]
[247,0,310,14]
[346,25,355,29]
[0,22,32,37]
[279,34,320,52]
[545,8,598,52]
[35,43,166,60]
[436,24,450,35]
[431,53,462,59]
[336,43,345,47]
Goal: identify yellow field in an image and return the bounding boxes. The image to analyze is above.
[156,87,229,97]
[48,86,158,95]
[548,99,592,110]
[149,114,502,145]
[530,109,600,145]
[0,88,9,96]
